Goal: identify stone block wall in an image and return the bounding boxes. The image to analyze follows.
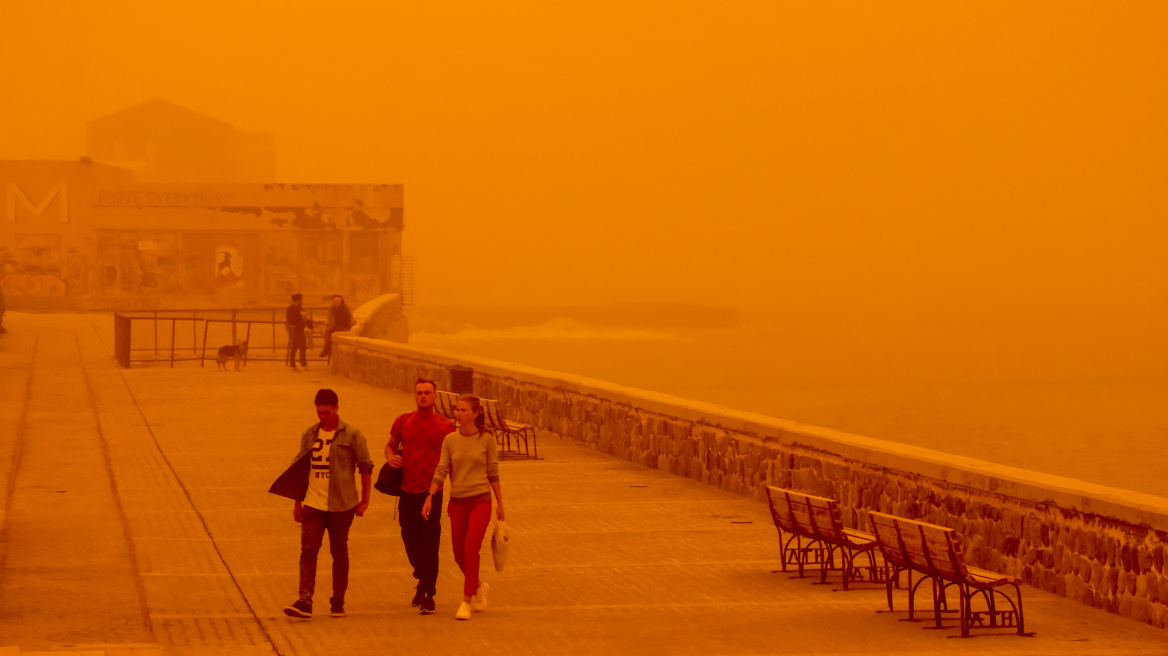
[331,334,1168,628]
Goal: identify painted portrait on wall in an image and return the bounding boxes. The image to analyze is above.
[214,245,244,289]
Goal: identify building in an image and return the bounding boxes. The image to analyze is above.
[87,99,276,183]
[1,159,404,311]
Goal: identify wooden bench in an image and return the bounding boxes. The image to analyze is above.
[483,398,537,459]
[868,511,1031,638]
[436,389,459,420]
[765,486,885,589]
[436,390,538,459]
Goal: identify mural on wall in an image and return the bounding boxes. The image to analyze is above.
[0,236,68,298]
[262,232,297,266]
[298,232,343,295]
[214,245,244,290]
[261,232,298,300]
[180,233,258,296]
[0,273,67,297]
[135,234,180,292]
[63,245,89,295]
[95,232,181,295]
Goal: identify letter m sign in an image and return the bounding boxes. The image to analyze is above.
[7,183,69,223]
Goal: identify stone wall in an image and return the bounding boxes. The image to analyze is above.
[331,334,1168,629]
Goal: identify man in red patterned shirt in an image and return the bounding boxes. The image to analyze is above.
[386,379,454,614]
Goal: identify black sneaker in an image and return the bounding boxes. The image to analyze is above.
[419,593,435,615]
[330,598,346,618]
[283,599,312,618]
[411,588,426,607]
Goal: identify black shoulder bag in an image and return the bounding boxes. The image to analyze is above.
[375,451,403,496]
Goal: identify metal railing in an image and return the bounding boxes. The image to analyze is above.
[113,307,332,368]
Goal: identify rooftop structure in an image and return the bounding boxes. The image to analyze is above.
[87,99,275,183]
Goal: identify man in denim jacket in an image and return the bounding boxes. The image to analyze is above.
[271,388,373,618]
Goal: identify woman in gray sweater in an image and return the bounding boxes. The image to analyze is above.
[422,394,505,620]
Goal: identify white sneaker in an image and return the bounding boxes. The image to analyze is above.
[455,602,472,620]
[471,580,489,611]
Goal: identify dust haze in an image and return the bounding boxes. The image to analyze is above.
[4,2,1167,488]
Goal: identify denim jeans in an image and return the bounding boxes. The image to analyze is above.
[298,505,356,606]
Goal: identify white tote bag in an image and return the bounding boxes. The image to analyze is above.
[491,520,510,572]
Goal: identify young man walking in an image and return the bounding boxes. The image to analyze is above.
[271,388,373,618]
[386,379,454,614]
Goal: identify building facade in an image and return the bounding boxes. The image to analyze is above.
[1,159,404,310]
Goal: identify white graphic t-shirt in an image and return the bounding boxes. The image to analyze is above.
[303,428,335,511]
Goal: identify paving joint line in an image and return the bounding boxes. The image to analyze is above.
[76,331,156,641]
[94,318,283,656]
[0,333,38,585]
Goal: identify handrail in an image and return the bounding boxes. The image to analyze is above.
[113,311,334,368]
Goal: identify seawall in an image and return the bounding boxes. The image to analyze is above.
[331,333,1168,629]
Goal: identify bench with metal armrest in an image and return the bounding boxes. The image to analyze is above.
[868,511,1032,638]
[765,486,885,589]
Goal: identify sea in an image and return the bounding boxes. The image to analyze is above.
[409,311,1168,499]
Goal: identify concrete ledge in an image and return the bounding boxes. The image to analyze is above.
[331,333,1168,629]
[350,294,407,342]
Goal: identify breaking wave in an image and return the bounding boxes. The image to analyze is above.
[410,317,678,343]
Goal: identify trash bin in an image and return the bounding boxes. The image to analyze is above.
[450,365,474,395]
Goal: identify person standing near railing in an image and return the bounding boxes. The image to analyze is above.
[422,394,505,621]
[319,294,352,358]
[286,293,308,371]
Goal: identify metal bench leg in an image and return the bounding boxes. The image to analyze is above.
[958,583,969,638]
[932,579,944,629]
[1012,584,1027,636]
[840,550,853,590]
[908,573,934,621]
[778,531,788,572]
[885,570,896,611]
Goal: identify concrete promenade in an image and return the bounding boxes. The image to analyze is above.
[1,312,1166,655]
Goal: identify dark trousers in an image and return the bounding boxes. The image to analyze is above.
[320,327,342,357]
[286,326,307,367]
[298,505,356,606]
[398,490,443,596]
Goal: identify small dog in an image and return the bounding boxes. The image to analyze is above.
[216,340,248,371]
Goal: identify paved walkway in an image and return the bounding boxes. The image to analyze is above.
[1,312,1166,655]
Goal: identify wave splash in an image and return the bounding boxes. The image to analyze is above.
[410,317,678,343]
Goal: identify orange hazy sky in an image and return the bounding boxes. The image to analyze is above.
[3,1,1166,313]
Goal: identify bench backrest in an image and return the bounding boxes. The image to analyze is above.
[482,398,510,431]
[766,486,842,542]
[868,512,965,581]
[805,495,847,544]
[436,390,459,421]
[437,391,511,433]
[766,486,807,536]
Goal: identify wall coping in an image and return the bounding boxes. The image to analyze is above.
[335,334,1168,532]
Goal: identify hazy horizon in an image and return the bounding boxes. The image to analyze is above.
[4,1,1166,319]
